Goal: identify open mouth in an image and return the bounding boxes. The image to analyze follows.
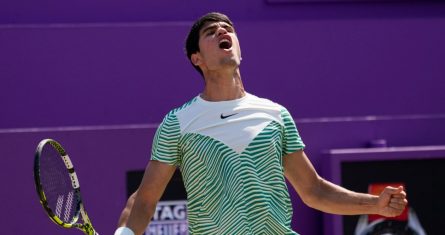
[219,39,232,50]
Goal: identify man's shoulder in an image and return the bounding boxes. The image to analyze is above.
[167,96,198,116]
[162,96,199,120]
[245,93,286,110]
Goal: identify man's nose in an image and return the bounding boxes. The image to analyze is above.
[216,27,228,36]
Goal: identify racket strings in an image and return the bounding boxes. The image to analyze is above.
[40,144,79,224]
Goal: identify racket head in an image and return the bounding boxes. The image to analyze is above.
[34,139,82,228]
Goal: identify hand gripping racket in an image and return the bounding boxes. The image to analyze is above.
[34,139,99,235]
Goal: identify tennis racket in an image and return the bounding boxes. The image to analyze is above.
[34,139,99,235]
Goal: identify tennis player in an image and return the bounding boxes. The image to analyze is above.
[114,12,407,235]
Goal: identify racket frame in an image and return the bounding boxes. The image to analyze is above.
[34,139,98,235]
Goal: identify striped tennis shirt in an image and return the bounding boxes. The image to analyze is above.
[151,93,305,235]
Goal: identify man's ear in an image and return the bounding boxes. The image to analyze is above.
[191,52,202,66]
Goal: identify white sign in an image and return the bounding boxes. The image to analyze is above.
[146,200,188,235]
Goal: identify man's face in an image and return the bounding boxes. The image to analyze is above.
[193,21,242,73]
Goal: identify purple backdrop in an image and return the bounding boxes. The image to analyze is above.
[2,0,445,23]
[1,1,445,234]
[2,19,444,128]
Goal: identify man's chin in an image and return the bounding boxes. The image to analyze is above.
[220,57,240,67]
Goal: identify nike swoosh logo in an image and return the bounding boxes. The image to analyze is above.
[220,113,238,119]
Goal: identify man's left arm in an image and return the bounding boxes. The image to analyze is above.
[283,150,408,217]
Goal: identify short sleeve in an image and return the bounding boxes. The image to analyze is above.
[281,108,305,155]
[151,113,181,166]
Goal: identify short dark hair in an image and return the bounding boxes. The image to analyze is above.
[185,12,234,76]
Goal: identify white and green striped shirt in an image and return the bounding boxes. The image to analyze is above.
[151,93,305,235]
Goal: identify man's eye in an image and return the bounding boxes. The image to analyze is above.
[207,31,215,36]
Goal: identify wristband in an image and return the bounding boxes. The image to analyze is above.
[114,227,135,235]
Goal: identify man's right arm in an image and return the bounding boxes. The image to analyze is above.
[115,160,177,235]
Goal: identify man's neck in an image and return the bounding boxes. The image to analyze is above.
[201,68,245,102]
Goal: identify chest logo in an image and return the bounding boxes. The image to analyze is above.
[220,113,238,119]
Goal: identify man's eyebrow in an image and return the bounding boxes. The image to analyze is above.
[200,23,233,36]
[201,25,217,36]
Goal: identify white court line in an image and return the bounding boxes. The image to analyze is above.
[1,113,445,133]
[296,113,445,123]
[0,123,159,133]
